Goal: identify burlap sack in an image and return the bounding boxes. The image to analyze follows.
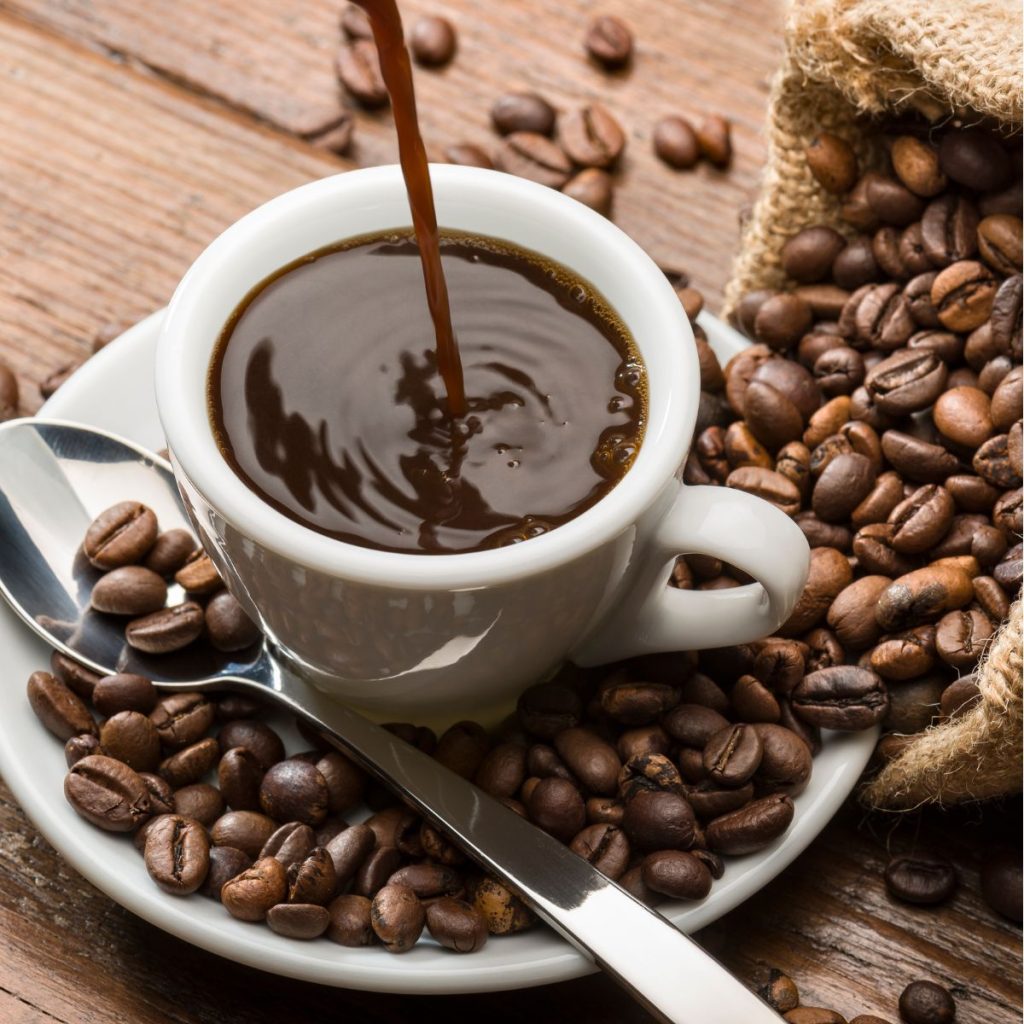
[724,0,1023,808]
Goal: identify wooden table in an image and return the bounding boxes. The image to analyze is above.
[0,2,1020,1021]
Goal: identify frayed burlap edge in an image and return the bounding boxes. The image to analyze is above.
[721,0,1023,808]
[862,604,1023,810]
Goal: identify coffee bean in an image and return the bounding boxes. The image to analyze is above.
[899,980,956,1024]
[728,675,780,723]
[49,651,102,700]
[652,115,700,169]
[973,431,1022,488]
[564,822,630,880]
[525,777,585,841]
[327,893,376,946]
[443,143,493,168]
[256,821,313,868]
[467,741,524,799]
[517,681,582,739]
[204,591,260,651]
[325,822,375,882]
[621,789,698,851]
[314,751,366,814]
[265,902,330,940]
[681,779,754,820]
[755,294,813,351]
[881,431,960,484]
[27,670,96,741]
[210,810,277,859]
[814,346,865,397]
[142,528,195,577]
[873,226,909,281]
[562,168,614,217]
[921,194,979,268]
[887,484,955,555]
[472,877,535,935]
[939,129,1010,191]
[841,173,883,232]
[386,863,462,902]
[843,282,916,350]
[754,723,814,796]
[418,823,464,867]
[865,174,924,227]
[199,845,251,900]
[891,136,946,197]
[705,793,794,855]
[336,40,387,107]
[65,733,102,767]
[805,134,858,194]
[869,625,937,681]
[993,490,1022,537]
[812,453,877,523]
[584,14,632,68]
[560,103,624,169]
[287,846,337,904]
[641,850,712,900]
[93,673,158,717]
[144,814,210,895]
[702,724,763,787]
[100,711,162,772]
[65,754,150,831]
[126,602,204,654]
[696,115,732,168]
[876,565,974,631]
[761,969,800,1013]
[365,806,421,853]
[218,719,285,769]
[172,783,224,827]
[425,896,488,953]
[91,565,168,617]
[830,236,879,290]
[726,466,802,516]
[409,15,456,67]
[618,752,684,801]
[977,214,1023,276]
[495,132,572,189]
[884,854,957,906]
[981,848,1023,922]
[935,608,996,669]
[217,746,263,812]
[433,720,490,778]
[222,856,287,921]
[782,546,855,636]
[826,575,892,649]
[259,760,328,827]
[784,1010,847,1024]
[932,260,997,332]
[865,349,948,416]
[791,666,888,729]
[553,727,620,795]
[491,93,556,136]
[159,736,219,788]
[83,501,158,569]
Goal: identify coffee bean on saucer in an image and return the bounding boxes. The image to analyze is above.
[885,854,957,905]
[641,850,712,900]
[205,590,261,651]
[219,746,265,811]
[327,894,376,946]
[100,711,162,772]
[259,760,329,826]
[325,822,375,883]
[210,810,278,860]
[653,116,700,169]
[218,719,286,770]
[526,777,585,841]
[27,670,96,741]
[584,14,632,68]
[159,736,219,788]
[50,651,102,700]
[791,666,888,730]
[494,132,572,189]
[200,845,251,901]
[64,754,150,831]
[472,876,535,935]
[222,856,288,921]
[560,104,625,168]
[409,15,456,67]
[336,40,388,108]
[126,602,204,654]
[83,501,158,570]
[144,814,210,895]
[151,692,215,750]
[144,528,196,576]
[426,896,488,953]
[174,550,222,594]
[287,847,337,905]
[267,902,331,940]
[92,564,168,616]
[65,733,102,767]
[352,845,404,898]
[370,883,424,952]
[92,673,158,717]
[562,169,613,216]
[705,794,794,855]
[568,823,631,879]
[0,359,18,420]
[899,980,956,1024]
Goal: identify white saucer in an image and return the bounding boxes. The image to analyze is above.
[0,310,876,994]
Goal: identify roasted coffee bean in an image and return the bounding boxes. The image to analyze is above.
[618,753,683,800]
[904,274,943,329]
[27,670,96,741]
[939,129,1010,191]
[387,862,463,901]
[425,897,488,953]
[920,193,979,268]
[617,865,663,906]
[977,214,1023,276]
[327,893,376,946]
[616,725,671,763]
[562,168,613,216]
[430,719,488,778]
[419,823,465,866]
[705,793,794,855]
[752,638,807,694]
[791,666,888,729]
[200,845,251,901]
[325,822,375,882]
[315,751,366,814]
[560,103,624,169]
[65,754,150,831]
[805,396,855,448]
[65,733,102,767]
[681,779,754,820]
[974,431,1023,488]
[866,174,924,226]
[752,723,813,796]
[865,349,947,416]
[218,719,285,770]
[553,727,620,795]
[945,473,1001,512]
[981,848,1023,922]
[409,14,456,66]
[852,471,904,528]
[755,294,813,351]
[152,692,215,751]
[50,651,102,700]
[993,490,1023,536]
[259,760,328,827]
[891,135,946,197]
[159,736,219,788]
[172,782,224,827]
[287,846,337,904]
[491,92,556,136]
[91,565,167,616]
[784,1010,847,1024]
[586,796,624,826]
[444,143,493,169]
[260,821,315,867]
[743,380,805,450]
[83,501,158,569]
[92,673,158,717]
[495,132,572,189]
[526,777,586,841]
[702,725,763,787]
[218,746,264,811]
[813,453,877,523]
[761,968,801,1013]
[795,512,853,551]
[932,386,994,449]
[841,173,883,232]
[266,903,330,940]
[932,259,997,332]
[827,575,893,649]
[641,850,712,900]
[887,485,955,555]
[935,608,995,669]
[336,40,387,107]
[210,810,277,859]
[805,133,858,194]
[143,528,195,577]
[222,856,287,921]
[974,574,1011,621]
[853,523,917,577]
[804,627,845,672]
[527,743,576,782]
[832,236,880,290]
[844,282,916,350]
[814,346,865,396]
[204,591,260,651]
[781,547,853,635]
[899,980,956,1024]
[583,14,632,68]
[473,876,535,935]
[977,355,1013,393]
[653,115,700,169]
[876,564,974,631]
[991,274,1023,355]
[599,677,679,725]
[100,711,162,772]
[730,675,781,723]
[992,367,1024,431]
[884,672,945,733]
[782,227,847,284]
[144,814,210,895]
[126,602,204,654]
[568,822,631,879]
[881,431,959,483]
[872,226,909,280]
[621,789,698,851]
[726,466,802,516]
[870,625,937,681]
[365,806,421,852]
[174,550,221,594]
[725,421,772,470]
[885,854,957,905]
[350,845,403,898]
[661,704,730,748]
[139,773,178,819]
[690,115,730,167]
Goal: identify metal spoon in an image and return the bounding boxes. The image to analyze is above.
[0,417,778,1024]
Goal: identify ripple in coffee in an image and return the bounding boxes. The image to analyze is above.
[208,231,646,553]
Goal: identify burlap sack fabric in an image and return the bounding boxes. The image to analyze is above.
[723,0,1023,808]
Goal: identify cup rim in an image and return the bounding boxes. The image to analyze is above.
[156,165,696,589]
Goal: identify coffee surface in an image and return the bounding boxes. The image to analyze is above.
[209,231,646,554]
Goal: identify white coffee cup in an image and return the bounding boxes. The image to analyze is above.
[157,165,809,723]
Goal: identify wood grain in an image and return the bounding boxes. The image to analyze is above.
[0,2,1020,1023]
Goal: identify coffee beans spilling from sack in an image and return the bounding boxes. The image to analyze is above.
[693,120,1022,761]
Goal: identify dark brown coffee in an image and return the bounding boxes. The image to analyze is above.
[209,230,646,554]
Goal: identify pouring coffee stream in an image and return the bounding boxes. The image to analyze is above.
[353,0,467,418]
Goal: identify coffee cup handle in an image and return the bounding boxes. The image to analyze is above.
[572,483,810,665]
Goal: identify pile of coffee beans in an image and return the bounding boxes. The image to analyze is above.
[680,118,1021,762]
[79,501,260,657]
[760,967,958,1024]
[28,497,833,953]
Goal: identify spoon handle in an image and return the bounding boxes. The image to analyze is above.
[240,672,777,1024]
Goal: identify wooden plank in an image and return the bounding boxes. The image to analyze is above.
[1,0,783,306]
